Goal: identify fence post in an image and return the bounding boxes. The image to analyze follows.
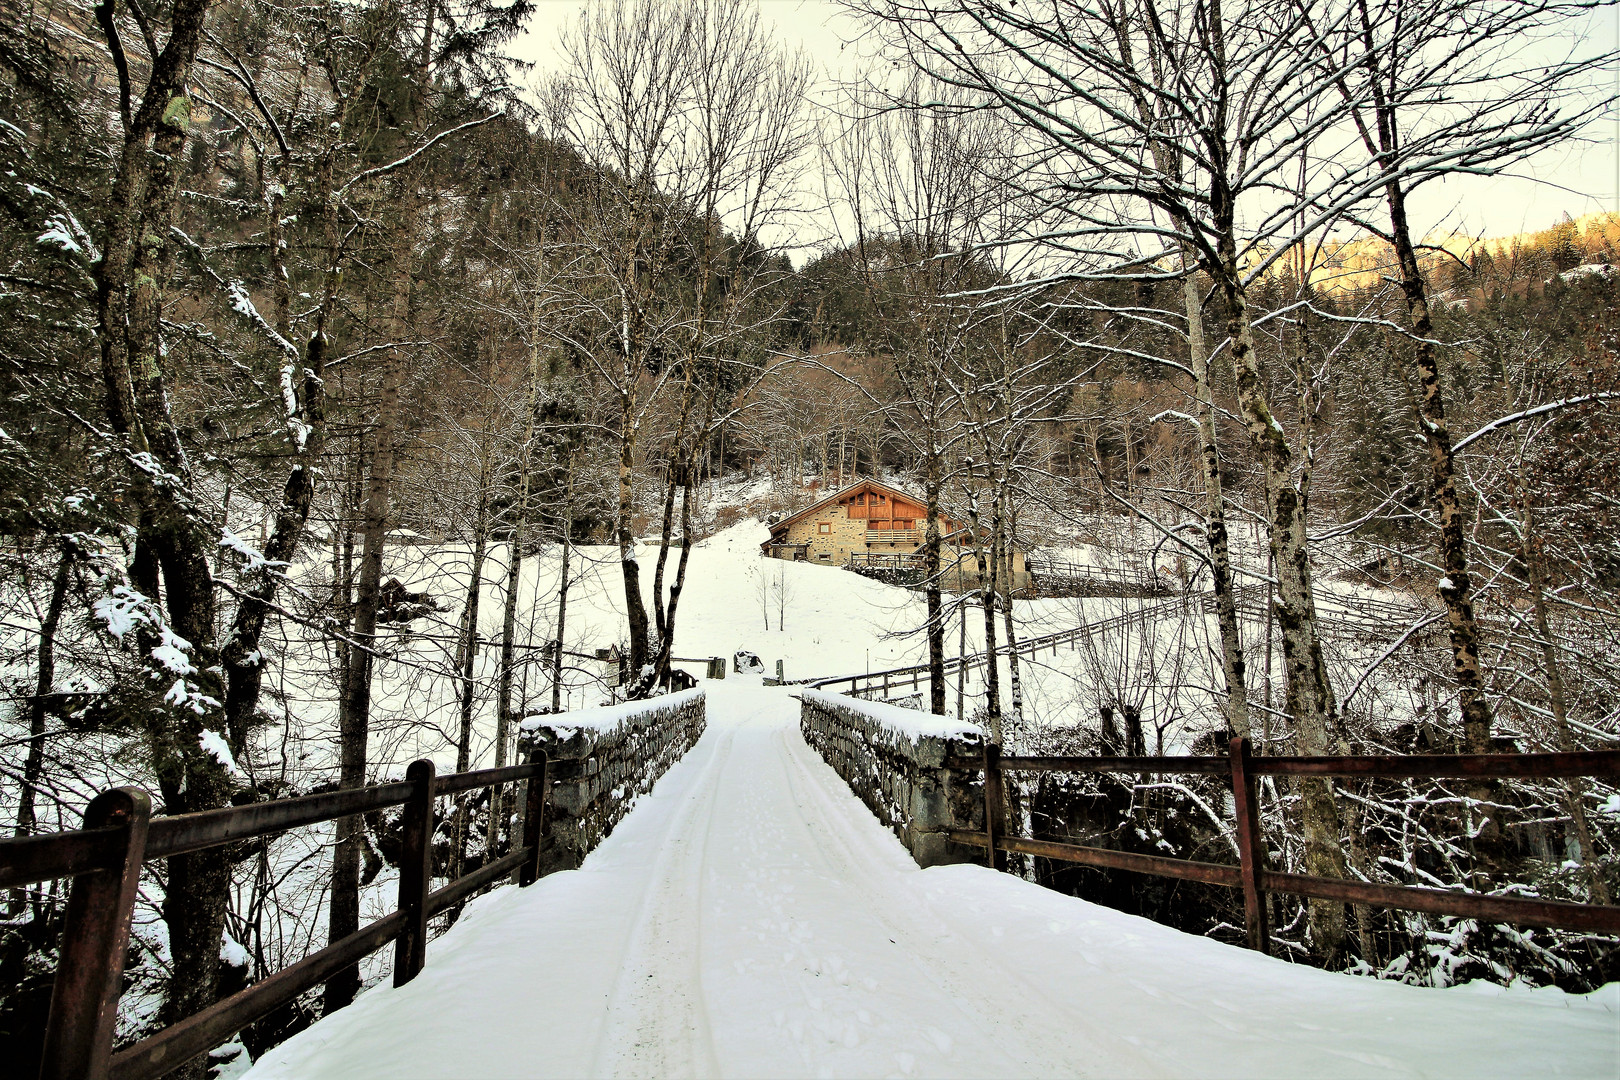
[393,759,436,987]
[39,786,151,1080]
[1228,736,1271,955]
[983,743,1007,872]
[519,750,549,887]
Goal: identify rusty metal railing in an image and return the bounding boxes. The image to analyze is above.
[0,752,550,1080]
[948,739,1620,952]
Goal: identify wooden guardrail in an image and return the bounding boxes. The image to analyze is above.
[946,739,1620,953]
[0,753,550,1080]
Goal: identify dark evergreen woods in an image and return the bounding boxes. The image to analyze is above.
[1,0,1619,1073]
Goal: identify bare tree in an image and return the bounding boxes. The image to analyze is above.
[821,74,1004,714]
[851,0,1394,958]
[554,0,810,694]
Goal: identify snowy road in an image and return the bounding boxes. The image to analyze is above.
[246,682,1618,1079]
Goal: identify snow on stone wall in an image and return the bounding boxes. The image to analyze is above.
[519,689,706,874]
[798,690,984,867]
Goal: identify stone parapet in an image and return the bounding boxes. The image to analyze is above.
[797,688,984,867]
[518,688,706,875]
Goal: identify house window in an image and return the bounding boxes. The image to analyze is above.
[817,552,830,560]
[818,522,831,533]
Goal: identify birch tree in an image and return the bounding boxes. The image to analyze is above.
[1303,0,1613,767]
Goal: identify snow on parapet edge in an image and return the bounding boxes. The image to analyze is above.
[518,686,705,739]
[799,687,981,744]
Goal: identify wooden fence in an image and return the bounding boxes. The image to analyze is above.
[0,753,550,1080]
[947,739,1620,953]
[1024,559,1173,598]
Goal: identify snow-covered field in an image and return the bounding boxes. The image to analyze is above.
[243,680,1619,1080]
[287,516,1190,777]
[324,514,1297,772]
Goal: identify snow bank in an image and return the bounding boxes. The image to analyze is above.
[799,689,983,867]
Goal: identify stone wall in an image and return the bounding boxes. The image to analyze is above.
[798,688,984,867]
[518,688,706,875]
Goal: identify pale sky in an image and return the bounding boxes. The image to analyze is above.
[510,0,1620,249]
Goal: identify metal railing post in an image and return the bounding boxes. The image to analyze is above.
[393,759,435,987]
[983,743,1007,872]
[39,787,151,1080]
[1229,737,1271,955]
[519,750,549,887]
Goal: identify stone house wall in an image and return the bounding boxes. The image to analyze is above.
[777,501,872,565]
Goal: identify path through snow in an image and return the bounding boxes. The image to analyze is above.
[245,682,1618,1079]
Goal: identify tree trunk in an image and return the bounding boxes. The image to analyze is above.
[1519,489,1607,903]
[1380,141,1492,760]
[449,491,488,882]
[1181,271,1250,738]
[489,512,525,855]
[999,498,1024,731]
[616,390,651,684]
[972,487,1003,743]
[552,466,575,713]
[12,541,72,914]
[327,345,405,1012]
[924,462,946,715]
[656,467,700,685]
[956,580,967,724]
[647,405,698,694]
[1216,239,1346,960]
[89,3,238,1066]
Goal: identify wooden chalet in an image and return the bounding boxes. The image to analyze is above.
[760,479,1027,590]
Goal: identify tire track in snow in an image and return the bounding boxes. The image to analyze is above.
[589,722,733,1078]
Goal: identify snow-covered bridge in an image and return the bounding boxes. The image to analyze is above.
[244,681,1615,1080]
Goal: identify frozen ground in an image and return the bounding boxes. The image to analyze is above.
[244,681,1619,1080]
